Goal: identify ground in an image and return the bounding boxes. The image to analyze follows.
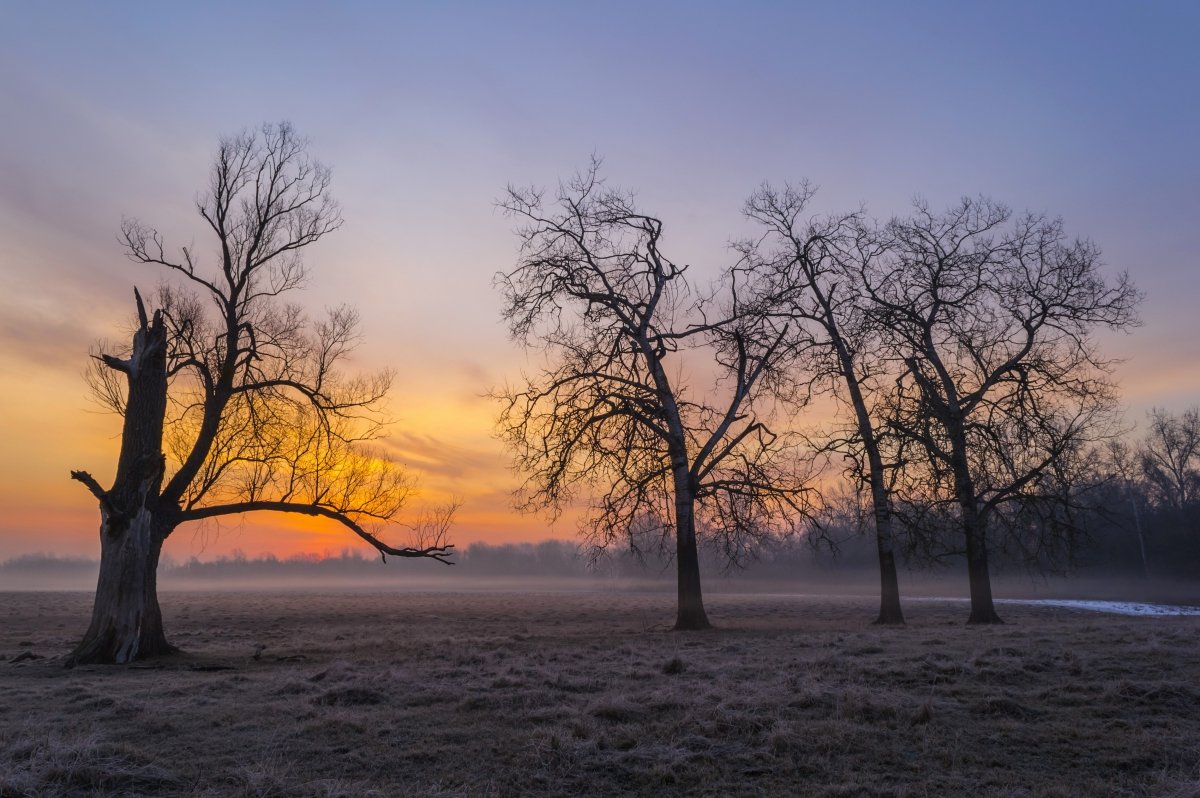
[2,590,1198,797]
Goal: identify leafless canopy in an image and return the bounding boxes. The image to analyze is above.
[866,197,1140,560]
[494,160,811,564]
[1138,407,1200,510]
[737,183,915,622]
[738,184,906,500]
[80,122,452,562]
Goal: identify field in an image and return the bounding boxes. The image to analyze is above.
[2,590,1199,797]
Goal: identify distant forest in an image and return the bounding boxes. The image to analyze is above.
[4,488,1194,588]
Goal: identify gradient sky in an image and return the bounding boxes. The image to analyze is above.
[1,1,1197,562]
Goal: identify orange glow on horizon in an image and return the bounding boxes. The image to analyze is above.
[0,338,572,561]
[5,331,1195,564]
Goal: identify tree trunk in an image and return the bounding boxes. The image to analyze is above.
[833,338,904,625]
[673,488,711,630]
[70,294,176,665]
[1128,484,1150,579]
[870,484,904,625]
[874,539,905,625]
[962,497,1002,625]
[69,513,174,665]
[942,415,1003,625]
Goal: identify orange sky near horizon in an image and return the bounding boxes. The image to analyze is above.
[0,338,575,562]
[0,319,1187,564]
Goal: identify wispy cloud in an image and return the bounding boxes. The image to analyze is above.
[382,429,505,483]
[0,297,104,373]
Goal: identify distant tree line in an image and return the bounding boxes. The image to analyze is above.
[1068,408,1200,580]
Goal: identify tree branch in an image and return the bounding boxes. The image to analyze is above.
[178,501,455,563]
[70,470,121,518]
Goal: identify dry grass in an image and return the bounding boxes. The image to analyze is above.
[2,590,1199,797]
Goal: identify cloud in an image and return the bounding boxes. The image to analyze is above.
[382,429,508,483]
[0,297,105,373]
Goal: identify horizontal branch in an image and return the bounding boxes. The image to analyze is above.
[178,500,454,563]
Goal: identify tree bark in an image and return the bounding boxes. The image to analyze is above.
[673,487,711,630]
[68,512,174,665]
[70,296,177,665]
[868,456,904,625]
[874,534,905,625]
[957,467,1002,624]
[964,530,1002,625]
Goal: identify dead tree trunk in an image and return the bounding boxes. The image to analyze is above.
[69,513,174,664]
[69,292,176,665]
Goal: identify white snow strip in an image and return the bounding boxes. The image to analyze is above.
[995,598,1200,617]
[911,596,1200,617]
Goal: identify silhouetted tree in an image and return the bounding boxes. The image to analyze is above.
[867,198,1139,623]
[70,123,453,665]
[1139,407,1200,510]
[742,183,908,624]
[1101,439,1151,577]
[494,162,811,630]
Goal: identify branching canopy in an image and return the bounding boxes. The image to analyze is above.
[80,123,452,562]
[494,161,812,561]
[864,197,1140,555]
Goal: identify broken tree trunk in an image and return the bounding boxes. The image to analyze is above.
[69,291,177,665]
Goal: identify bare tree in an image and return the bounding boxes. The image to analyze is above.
[1139,407,1200,510]
[494,162,810,630]
[69,123,453,665]
[1101,439,1151,577]
[741,183,909,624]
[865,198,1138,623]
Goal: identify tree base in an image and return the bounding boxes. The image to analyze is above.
[66,635,177,668]
[966,611,1005,625]
[673,616,713,631]
[673,591,712,630]
[875,548,904,626]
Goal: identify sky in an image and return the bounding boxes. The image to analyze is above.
[1,1,1197,562]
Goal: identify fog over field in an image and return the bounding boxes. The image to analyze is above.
[4,540,1197,610]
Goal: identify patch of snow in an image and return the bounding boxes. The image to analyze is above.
[995,598,1200,617]
[912,596,1200,617]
